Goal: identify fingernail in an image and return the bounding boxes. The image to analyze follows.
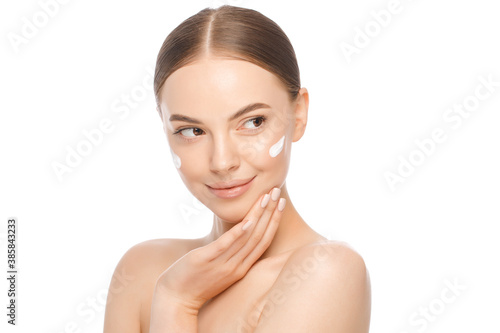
[271,188,281,201]
[242,220,254,231]
[278,198,286,212]
[261,194,270,208]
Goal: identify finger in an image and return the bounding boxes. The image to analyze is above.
[240,187,275,233]
[227,187,282,263]
[216,188,275,261]
[241,197,286,267]
[203,192,268,261]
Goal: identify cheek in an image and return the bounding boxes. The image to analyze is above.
[170,132,289,173]
[269,135,285,158]
[246,133,289,171]
[171,147,207,198]
[170,148,182,169]
[169,145,203,186]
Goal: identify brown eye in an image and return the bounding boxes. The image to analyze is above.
[179,128,204,137]
[243,116,266,130]
[253,118,263,127]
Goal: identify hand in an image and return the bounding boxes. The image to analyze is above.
[153,187,286,312]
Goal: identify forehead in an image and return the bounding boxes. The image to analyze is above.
[159,58,288,118]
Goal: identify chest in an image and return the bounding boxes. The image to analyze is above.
[197,258,286,333]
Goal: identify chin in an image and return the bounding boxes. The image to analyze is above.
[208,199,252,224]
[202,187,262,223]
[215,213,244,224]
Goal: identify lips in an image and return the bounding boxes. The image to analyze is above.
[207,176,256,190]
[207,176,256,199]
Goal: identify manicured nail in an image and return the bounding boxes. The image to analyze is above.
[261,194,270,208]
[242,220,254,231]
[278,198,286,212]
[271,188,281,201]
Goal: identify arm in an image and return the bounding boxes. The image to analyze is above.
[149,287,198,332]
[103,244,142,333]
[149,187,286,332]
[254,241,371,332]
[103,239,203,333]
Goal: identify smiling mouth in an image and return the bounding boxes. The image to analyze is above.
[207,176,256,190]
[206,176,256,199]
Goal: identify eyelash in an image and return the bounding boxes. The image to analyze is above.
[173,116,267,142]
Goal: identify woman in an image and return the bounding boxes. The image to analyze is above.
[104,5,371,332]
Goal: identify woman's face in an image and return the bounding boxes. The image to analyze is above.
[158,57,304,223]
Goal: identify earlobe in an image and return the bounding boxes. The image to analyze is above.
[292,87,309,142]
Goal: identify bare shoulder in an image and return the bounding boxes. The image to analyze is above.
[113,237,203,270]
[288,239,368,278]
[107,238,200,292]
[282,240,370,296]
[254,240,371,333]
[109,237,207,292]
[103,237,204,333]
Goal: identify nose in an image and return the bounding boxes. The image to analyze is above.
[209,134,240,174]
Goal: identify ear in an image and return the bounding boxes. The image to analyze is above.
[292,87,309,142]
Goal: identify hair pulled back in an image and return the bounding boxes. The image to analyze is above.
[154,5,301,115]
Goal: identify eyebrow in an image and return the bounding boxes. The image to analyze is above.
[169,102,271,124]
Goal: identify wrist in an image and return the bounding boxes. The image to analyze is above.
[152,285,202,315]
[150,290,199,332]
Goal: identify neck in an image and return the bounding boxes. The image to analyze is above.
[204,183,324,260]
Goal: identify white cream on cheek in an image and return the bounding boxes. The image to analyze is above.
[170,148,182,169]
[269,135,285,158]
[170,135,284,168]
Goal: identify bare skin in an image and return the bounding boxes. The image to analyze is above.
[103,56,371,332]
[103,188,370,332]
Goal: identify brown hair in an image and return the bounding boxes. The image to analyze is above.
[154,5,301,116]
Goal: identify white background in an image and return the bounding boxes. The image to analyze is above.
[1,0,499,332]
